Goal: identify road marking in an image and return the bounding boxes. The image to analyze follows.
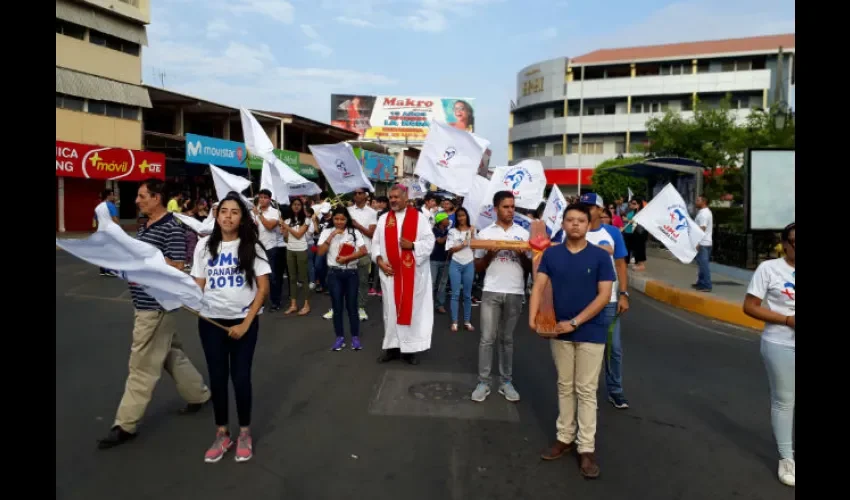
[633,294,756,342]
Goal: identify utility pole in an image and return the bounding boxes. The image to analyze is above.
[576,65,585,196]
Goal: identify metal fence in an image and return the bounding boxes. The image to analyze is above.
[647,226,779,269]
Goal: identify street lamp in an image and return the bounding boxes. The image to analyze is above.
[774,101,789,129]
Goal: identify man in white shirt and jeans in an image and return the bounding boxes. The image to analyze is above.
[253,189,283,311]
[347,189,378,320]
[471,191,531,403]
[693,195,714,292]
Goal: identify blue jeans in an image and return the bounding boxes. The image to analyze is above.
[448,260,474,323]
[761,339,795,459]
[696,245,712,289]
[265,247,282,307]
[327,267,360,339]
[314,253,328,289]
[307,246,317,284]
[430,260,448,308]
[603,302,624,395]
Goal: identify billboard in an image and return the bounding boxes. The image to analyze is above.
[746,148,795,231]
[331,94,475,143]
[185,133,248,168]
[56,140,165,181]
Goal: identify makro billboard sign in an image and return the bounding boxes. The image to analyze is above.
[331,94,475,144]
[185,133,247,168]
[56,140,165,181]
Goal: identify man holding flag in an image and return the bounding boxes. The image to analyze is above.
[97,179,211,449]
[371,184,436,365]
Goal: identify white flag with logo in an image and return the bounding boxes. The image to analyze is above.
[541,185,567,235]
[209,164,254,207]
[173,211,214,236]
[56,219,205,311]
[402,176,428,199]
[486,160,546,210]
[462,175,491,227]
[240,107,320,197]
[633,183,705,264]
[309,142,374,194]
[415,121,487,196]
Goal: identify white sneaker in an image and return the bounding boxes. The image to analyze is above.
[778,458,795,487]
[323,309,333,320]
[359,308,368,321]
[308,282,316,290]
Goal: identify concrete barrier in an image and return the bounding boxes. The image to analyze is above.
[629,273,764,331]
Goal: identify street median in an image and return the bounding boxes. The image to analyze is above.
[629,272,764,331]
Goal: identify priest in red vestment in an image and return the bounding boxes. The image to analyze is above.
[371,184,436,365]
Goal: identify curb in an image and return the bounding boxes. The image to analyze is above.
[628,272,764,331]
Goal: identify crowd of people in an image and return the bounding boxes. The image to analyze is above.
[90,179,794,488]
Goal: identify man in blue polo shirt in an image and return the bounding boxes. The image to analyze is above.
[529,203,614,479]
[579,192,631,410]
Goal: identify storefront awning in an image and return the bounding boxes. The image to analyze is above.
[544,168,594,186]
[57,67,152,108]
[56,0,148,46]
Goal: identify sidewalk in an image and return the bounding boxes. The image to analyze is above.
[627,249,764,331]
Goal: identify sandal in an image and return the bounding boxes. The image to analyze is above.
[283,305,298,315]
[297,305,311,316]
[450,323,458,332]
[464,322,475,332]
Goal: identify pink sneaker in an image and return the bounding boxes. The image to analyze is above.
[376,291,383,297]
[204,430,233,463]
[368,288,377,296]
[235,430,253,462]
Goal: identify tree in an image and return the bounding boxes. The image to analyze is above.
[590,157,650,203]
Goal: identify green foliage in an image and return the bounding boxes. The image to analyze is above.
[644,97,794,202]
[590,157,650,203]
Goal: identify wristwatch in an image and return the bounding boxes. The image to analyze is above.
[619,291,630,297]
[569,319,579,328]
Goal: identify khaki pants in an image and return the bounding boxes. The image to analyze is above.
[114,310,210,433]
[550,340,606,454]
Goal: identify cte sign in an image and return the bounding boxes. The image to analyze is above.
[56,141,165,181]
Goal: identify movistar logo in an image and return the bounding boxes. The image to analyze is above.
[187,140,202,157]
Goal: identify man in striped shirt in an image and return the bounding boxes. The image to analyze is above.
[98,179,211,449]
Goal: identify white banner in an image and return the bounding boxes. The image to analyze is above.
[260,158,291,201]
[633,183,705,264]
[56,219,205,311]
[541,185,567,236]
[209,164,254,207]
[173,211,214,236]
[487,159,546,210]
[309,142,374,195]
[401,176,428,199]
[462,175,491,228]
[415,120,486,196]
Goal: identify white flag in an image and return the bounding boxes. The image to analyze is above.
[628,187,634,201]
[462,175,491,227]
[633,183,705,264]
[173,211,214,236]
[541,185,567,235]
[402,176,428,199]
[487,160,546,210]
[56,219,205,311]
[260,158,291,201]
[309,142,374,194]
[209,164,252,206]
[240,107,320,197]
[415,121,487,196]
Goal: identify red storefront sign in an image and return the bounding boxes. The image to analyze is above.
[56,140,166,181]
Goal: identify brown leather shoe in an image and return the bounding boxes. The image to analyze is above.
[540,440,572,460]
[579,452,600,479]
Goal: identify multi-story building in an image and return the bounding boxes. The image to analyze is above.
[508,34,795,189]
[56,0,156,232]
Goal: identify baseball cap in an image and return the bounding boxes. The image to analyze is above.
[434,212,448,224]
[579,193,604,208]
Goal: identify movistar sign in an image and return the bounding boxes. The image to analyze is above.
[184,133,247,168]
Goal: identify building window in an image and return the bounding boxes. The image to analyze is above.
[528,144,546,157]
[570,142,602,155]
[721,60,736,72]
[89,29,141,56]
[56,19,85,40]
[615,141,626,154]
[56,93,85,112]
[553,106,564,118]
[552,142,563,156]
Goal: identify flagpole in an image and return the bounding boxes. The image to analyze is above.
[181,306,231,331]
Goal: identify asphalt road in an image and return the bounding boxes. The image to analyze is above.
[56,250,794,500]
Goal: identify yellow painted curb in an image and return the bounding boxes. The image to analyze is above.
[643,280,765,331]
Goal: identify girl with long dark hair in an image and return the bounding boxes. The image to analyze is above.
[317,205,368,351]
[743,222,795,487]
[446,206,477,332]
[191,192,271,464]
[282,198,313,315]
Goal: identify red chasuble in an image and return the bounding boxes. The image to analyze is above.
[385,206,419,325]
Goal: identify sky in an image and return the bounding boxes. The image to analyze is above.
[143,0,795,165]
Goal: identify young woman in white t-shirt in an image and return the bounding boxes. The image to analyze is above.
[743,222,796,487]
[317,205,368,351]
[281,198,314,316]
[446,207,477,332]
[190,193,271,464]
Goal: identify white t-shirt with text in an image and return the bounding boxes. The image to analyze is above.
[318,227,366,270]
[191,238,272,320]
[746,258,795,347]
[447,227,476,265]
[474,223,530,295]
[695,207,713,246]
